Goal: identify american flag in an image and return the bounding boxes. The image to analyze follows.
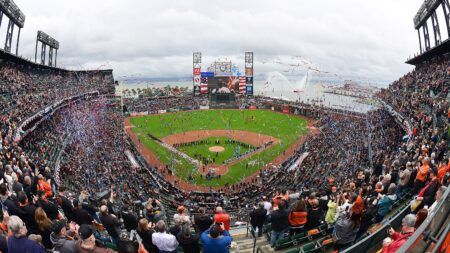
[239,76,246,94]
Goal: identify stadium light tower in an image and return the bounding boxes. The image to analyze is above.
[35,31,60,67]
[413,0,450,53]
[0,0,26,55]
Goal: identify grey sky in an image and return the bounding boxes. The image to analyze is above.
[4,0,433,83]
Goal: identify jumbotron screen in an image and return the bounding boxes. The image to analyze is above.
[207,76,240,93]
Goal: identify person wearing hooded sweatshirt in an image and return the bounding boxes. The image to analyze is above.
[176,223,200,253]
[376,183,397,223]
[49,219,77,253]
[325,194,337,224]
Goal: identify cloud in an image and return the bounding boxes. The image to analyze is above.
[10,0,428,83]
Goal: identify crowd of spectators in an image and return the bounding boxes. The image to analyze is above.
[0,49,448,253]
[124,97,208,114]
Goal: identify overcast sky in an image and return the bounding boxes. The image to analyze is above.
[4,0,432,83]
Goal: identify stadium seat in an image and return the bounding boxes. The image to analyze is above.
[283,248,300,253]
[315,236,334,252]
[300,242,320,253]
[275,237,294,250]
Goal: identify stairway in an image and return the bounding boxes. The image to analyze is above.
[230,231,273,253]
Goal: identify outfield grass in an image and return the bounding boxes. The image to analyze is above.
[130,109,308,186]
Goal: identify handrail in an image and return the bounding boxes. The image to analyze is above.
[397,185,450,252]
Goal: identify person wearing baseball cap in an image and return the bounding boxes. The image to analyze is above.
[76,224,116,253]
[50,219,77,253]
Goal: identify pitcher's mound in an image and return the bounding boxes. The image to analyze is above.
[209,146,225,152]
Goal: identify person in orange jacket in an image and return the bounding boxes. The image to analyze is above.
[37,175,53,198]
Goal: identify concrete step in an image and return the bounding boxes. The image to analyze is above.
[231,236,271,252]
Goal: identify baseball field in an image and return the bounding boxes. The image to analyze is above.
[129,109,308,187]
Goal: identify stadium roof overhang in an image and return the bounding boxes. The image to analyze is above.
[406,39,450,65]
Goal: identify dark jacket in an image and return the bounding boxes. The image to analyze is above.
[422,178,441,207]
[250,207,266,227]
[269,209,289,232]
[37,226,53,249]
[18,203,39,235]
[36,198,59,220]
[73,207,94,226]
[59,195,75,223]
[99,213,122,239]
[305,207,322,230]
[194,214,213,234]
[137,229,158,253]
[8,235,46,253]
[176,225,200,253]
[121,210,139,232]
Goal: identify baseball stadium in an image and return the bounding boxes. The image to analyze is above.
[0,1,449,253]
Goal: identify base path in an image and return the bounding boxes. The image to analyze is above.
[161,130,279,147]
[124,117,318,192]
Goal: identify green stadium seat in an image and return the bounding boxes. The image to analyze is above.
[291,231,306,241]
[316,236,334,252]
[283,248,300,253]
[300,242,320,253]
[275,237,294,250]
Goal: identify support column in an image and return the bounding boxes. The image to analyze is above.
[431,12,441,46]
[0,12,3,30]
[49,48,53,67]
[35,40,38,63]
[15,28,21,55]
[417,29,423,54]
[4,20,14,53]
[423,22,431,51]
[41,43,46,65]
[55,49,58,67]
[443,0,450,37]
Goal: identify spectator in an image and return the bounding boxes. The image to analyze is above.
[325,194,337,224]
[333,211,361,250]
[250,202,267,237]
[73,199,94,226]
[268,200,289,247]
[193,207,213,234]
[99,205,122,245]
[213,207,230,231]
[17,191,39,235]
[418,168,441,208]
[174,205,190,224]
[152,220,178,253]
[169,218,182,236]
[49,219,77,253]
[34,207,53,249]
[137,218,157,253]
[428,186,447,215]
[381,214,416,253]
[376,184,397,223]
[305,198,322,230]
[201,224,232,253]
[7,215,46,253]
[121,204,139,232]
[76,224,116,253]
[414,209,428,229]
[414,157,430,194]
[176,223,200,253]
